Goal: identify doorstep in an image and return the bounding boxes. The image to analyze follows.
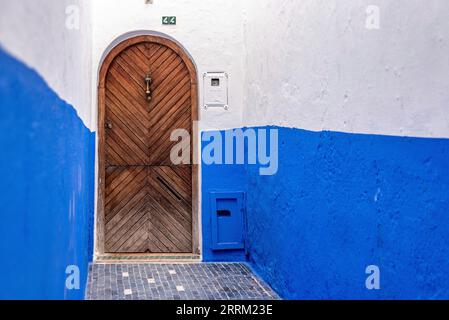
[95,253,202,264]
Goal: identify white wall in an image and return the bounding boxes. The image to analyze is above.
[5,0,444,137]
[0,0,93,129]
[242,0,449,138]
[91,0,245,132]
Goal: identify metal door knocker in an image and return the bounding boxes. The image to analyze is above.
[145,74,152,101]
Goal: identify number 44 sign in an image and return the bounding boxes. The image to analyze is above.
[162,16,176,25]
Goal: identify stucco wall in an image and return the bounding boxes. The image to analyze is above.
[242,0,449,138]
[244,127,449,299]
[1,0,449,300]
[0,0,94,299]
[0,0,93,129]
[202,126,449,299]
[228,0,449,299]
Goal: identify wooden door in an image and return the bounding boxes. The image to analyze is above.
[101,38,194,253]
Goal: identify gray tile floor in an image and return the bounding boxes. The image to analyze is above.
[85,263,279,300]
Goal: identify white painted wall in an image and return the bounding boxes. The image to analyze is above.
[242,0,449,138]
[4,0,447,137]
[91,0,245,132]
[0,0,93,129]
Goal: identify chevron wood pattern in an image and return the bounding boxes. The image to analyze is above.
[103,41,193,253]
[104,166,149,253]
[148,43,192,165]
[148,166,192,253]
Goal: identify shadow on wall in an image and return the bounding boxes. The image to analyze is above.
[0,48,95,299]
[202,127,449,299]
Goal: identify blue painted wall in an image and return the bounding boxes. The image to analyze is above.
[201,133,247,262]
[201,127,449,299]
[0,48,95,299]
[2,43,448,299]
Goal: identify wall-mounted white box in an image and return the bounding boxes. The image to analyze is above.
[203,72,229,110]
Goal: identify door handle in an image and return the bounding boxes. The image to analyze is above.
[105,121,113,129]
[145,74,152,101]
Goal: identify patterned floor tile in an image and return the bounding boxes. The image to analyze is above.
[85,263,279,300]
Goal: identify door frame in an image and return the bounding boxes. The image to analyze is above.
[96,35,199,255]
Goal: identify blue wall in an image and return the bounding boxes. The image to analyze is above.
[201,133,247,262]
[2,43,448,299]
[0,48,95,299]
[202,127,449,299]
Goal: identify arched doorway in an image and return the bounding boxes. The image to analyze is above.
[97,35,198,254]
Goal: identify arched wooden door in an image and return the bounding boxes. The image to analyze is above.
[97,36,197,254]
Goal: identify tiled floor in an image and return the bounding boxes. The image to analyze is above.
[85,263,279,300]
